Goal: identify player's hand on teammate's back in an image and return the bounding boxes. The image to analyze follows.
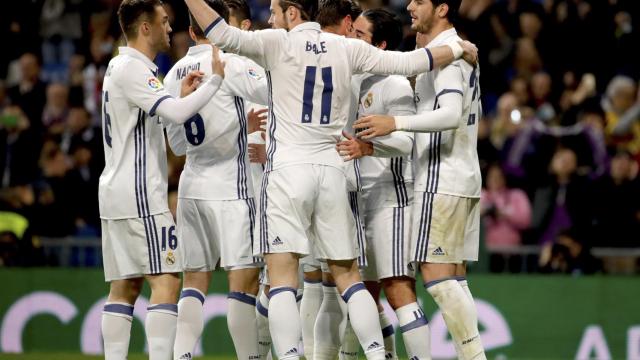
[459,40,478,65]
[247,108,268,133]
[211,45,225,78]
[336,131,373,161]
[248,140,267,164]
[180,70,205,97]
[353,115,396,140]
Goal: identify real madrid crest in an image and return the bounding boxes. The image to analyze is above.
[166,250,176,265]
[364,92,373,108]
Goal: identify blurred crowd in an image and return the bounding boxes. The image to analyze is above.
[0,0,639,273]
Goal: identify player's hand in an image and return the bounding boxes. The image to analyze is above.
[460,40,478,65]
[180,70,204,97]
[247,108,268,133]
[336,131,373,161]
[353,115,396,140]
[248,141,267,164]
[211,45,226,78]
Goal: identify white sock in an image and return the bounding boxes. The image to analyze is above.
[174,288,205,360]
[426,279,486,360]
[341,283,386,360]
[269,287,301,359]
[457,277,475,304]
[314,284,345,359]
[228,292,261,359]
[379,310,398,359]
[256,289,273,360]
[146,304,178,360]
[339,318,359,360]
[300,280,323,358]
[396,302,431,360]
[102,302,133,360]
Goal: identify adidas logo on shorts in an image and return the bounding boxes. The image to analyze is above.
[284,347,298,356]
[272,237,283,246]
[432,247,445,256]
[367,341,382,351]
[178,353,192,359]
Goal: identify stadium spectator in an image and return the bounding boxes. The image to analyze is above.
[42,83,70,134]
[603,75,640,158]
[0,106,42,187]
[7,53,47,132]
[481,163,531,272]
[538,230,601,275]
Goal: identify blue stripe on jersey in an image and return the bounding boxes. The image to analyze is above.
[301,66,316,123]
[265,72,277,172]
[320,67,333,124]
[425,48,434,72]
[435,88,463,100]
[204,17,224,37]
[390,158,408,207]
[150,215,162,273]
[434,132,441,193]
[234,97,249,199]
[140,113,151,216]
[149,95,171,117]
[134,110,143,217]
[259,172,270,253]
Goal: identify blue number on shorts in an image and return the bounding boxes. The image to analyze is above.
[301,66,333,124]
[467,66,480,126]
[161,225,178,251]
[102,91,112,147]
[184,114,205,146]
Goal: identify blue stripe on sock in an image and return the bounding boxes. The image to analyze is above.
[424,277,458,289]
[304,279,322,284]
[228,292,257,306]
[382,324,395,338]
[268,286,296,299]
[455,275,467,282]
[400,316,429,333]
[180,289,205,304]
[147,303,178,313]
[103,303,133,316]
[256,301,268,317]
[296,294,303,303]
[341,282,366,302]
[322,282,336,287]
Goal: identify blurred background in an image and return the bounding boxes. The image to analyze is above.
[0,0,639,359]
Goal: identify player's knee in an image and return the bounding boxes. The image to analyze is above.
[182,271,211,293]
[148,273,181,303]
[303,268,322,282]
[420,262,457,282]
[228,268,260,295]
[108,278,143,304]
[381,277,417,310]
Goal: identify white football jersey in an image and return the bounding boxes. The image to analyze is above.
[358,74,415,208]
[99,47,174,219]
[164,45,267,200]
[413,29,482,198]
[205,20,433,172]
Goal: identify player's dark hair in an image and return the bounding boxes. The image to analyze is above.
[316,0,361,27]
[360,9,402,50]
[118,0,164,40]
[431,0,461,25]
[224,0,252,22]
[190,0,230,39]
[279,0,318,22]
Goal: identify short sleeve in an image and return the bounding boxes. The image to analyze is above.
[116,60,173,116]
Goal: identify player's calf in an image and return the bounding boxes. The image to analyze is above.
[227,267,261,360]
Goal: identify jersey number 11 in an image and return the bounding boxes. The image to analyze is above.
[301,66,333,124]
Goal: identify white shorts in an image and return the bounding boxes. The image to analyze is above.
[101,212,181,282]
[257,164,358,261]
[177,197,261,271]
[411,192,480,264]
[361,206,415,281]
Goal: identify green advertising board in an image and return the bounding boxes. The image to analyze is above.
[0,269,638,359]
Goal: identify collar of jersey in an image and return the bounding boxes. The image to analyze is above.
[290,22,321,33]
[118,47,159,74]
[187,44,213,55]
[426,28,458,48]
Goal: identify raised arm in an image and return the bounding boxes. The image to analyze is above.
[347,37,476,76]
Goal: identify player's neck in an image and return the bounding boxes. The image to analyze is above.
[422,22,454,45]
[287,19,306,31]
[195,39,211,46]
[127,39,158,63]
[321,24,344,36]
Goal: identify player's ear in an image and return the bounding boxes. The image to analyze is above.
[240,19,252,30]
[437,3,449,18]
[188,26,198,42]
[378,40,387,50]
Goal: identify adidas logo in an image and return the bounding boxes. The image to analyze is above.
[385,353,394,359]
[432,246,445,256]
[284,347,298,356]
[178,353,192,360]
[410,357,420,360]
[367,341,382,351]
[272,237,283,246]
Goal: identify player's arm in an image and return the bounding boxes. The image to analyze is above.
[369,79,416,157]
[225,58,268,105]
[347,37,477,76]
[354,64,464,139]
[162,69,189,155]
[184,0,280,68]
